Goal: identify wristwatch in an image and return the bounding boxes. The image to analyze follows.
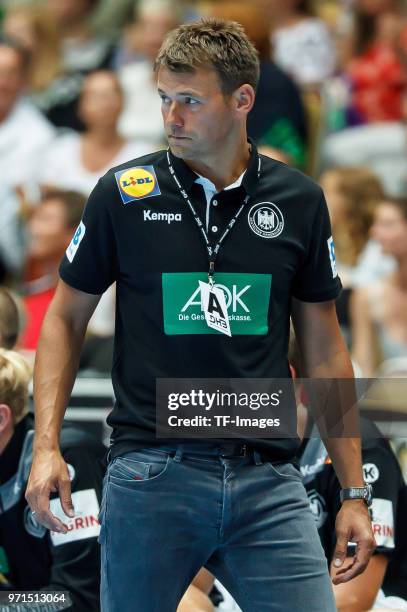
[340,483,373,507]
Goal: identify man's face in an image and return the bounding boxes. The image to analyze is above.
[157,65,237,161]
[78,71,123,129]
[0,46,25,121]
[28,199,73,261]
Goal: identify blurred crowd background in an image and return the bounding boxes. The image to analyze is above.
[0,0,407,393]
[0,3,407,607]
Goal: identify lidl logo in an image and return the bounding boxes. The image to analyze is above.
[115,166,161,204]
[162,272,272,335]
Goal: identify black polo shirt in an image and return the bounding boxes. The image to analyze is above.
[59,143,341,461]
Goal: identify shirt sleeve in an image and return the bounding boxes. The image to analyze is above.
[59,175,118,295]
[47,444,105,611]
[291,192,342,302]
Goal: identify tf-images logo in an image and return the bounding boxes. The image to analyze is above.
[248,202,284,239]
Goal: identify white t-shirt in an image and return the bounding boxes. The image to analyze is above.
[0,99,56,189]
[118,60,164,146]
[272,18,336,86]
[39,131,153,196]
[338,240,395,289]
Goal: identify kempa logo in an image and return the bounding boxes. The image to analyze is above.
[248,202,284,239]
[182,283,251,314]
[143,210,182,224]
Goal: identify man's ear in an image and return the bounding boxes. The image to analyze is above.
[232,83,256,116]
[0,404,12,433]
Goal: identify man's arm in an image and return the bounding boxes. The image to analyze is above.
[25,279,101,533]
[291,298,376,584]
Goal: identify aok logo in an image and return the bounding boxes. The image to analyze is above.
[181,284,251,313]
[115,166,161,204]
[162,272,272,336]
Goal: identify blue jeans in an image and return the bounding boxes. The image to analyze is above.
[98,444,336,612]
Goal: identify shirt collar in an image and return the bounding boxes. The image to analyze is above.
[195,171,246,194]
[167,138,259,197]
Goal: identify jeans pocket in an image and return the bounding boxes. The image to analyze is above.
[108,451,172,488]
[265,461,302,481]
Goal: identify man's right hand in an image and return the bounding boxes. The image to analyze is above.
[25,449,75,533]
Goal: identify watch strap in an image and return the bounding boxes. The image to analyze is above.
[340,484,372,506]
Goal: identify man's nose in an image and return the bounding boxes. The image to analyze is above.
[166,101,184,127]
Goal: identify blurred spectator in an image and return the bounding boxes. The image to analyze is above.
[46,0,114,74]
[0,287,20,350]
[0,348,105,610]
[322,121,407,197]
[345,0,407,123]
[2,4,61,99]
[38,70,152,195]
[113,0,180,69]
[322,1,407,189]
[320,166,393,288]
[206,2,307,167]
[36,70,151,364]
[3,0,117,131]
[270,0,337,88]
[20,190,86,352]
[351,196,407,375]
[117,0,180,145]
[88,0,136,42]
[0,186,27,282]
[0,35,56,190]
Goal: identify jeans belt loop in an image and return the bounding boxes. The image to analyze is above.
[173,445,184,463]
[252,449,263,466]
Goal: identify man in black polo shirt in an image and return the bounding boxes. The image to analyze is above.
[27,18,375,612]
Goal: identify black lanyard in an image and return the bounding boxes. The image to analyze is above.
[167,150,261,285]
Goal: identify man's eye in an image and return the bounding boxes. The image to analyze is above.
[160,95,170,104]
[185,97,199,105]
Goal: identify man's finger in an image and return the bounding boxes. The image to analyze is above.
[332,556,355,584]
[332,556,366,584]
[333,538,374,584]
[34,491,69,533]
[35,508,69,533]
[332,529,349,568]
[58,474,75,519]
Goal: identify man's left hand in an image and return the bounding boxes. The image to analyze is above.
[332,501,376,584]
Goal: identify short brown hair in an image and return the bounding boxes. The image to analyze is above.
[0,288,20,350]
[322,166,384,266]
[41,190,86,229]
[0,349,32,425]
[154,18,260,94]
